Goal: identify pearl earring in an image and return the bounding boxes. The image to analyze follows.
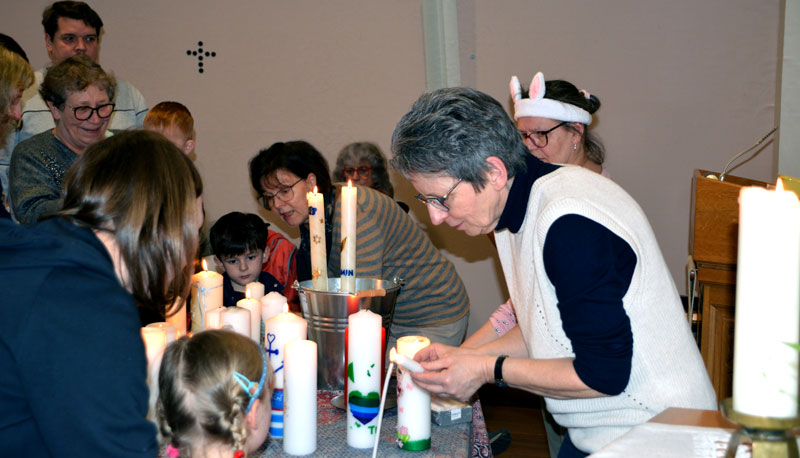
[573,143,577,151]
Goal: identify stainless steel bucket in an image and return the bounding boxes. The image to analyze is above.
[295,277,402,390]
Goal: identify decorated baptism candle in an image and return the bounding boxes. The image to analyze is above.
[733,181,800,418]
[346,309,383,448]
[306,186,328,291]
[283,339,318,455]
[395,335,431,451]
[190,259,223,332]
[340,180,357,294]
[265,305,308,438]
[237,291,262,343]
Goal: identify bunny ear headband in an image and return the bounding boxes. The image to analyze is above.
[510,72,593,125]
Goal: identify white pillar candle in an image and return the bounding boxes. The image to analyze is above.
[261,292,287,346]
[205,308,222,330]
[237,291,262,343]
[265,305,308,438]
[146,322,177,344]
[346,309,383,448]
[165,297,187,337]
[190,260,223,332]
[141,326,167,370]
[220,306,251,338]
[733,182,800,418]
[395,336,431,451]
[306,186,328,291]
[283,339,318,456]
[340,180,357,294]
[245,281,265,301]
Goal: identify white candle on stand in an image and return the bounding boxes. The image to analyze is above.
[237,291,262,343]
[306,186,328,291]
[395,336,431,451]
[190,259,223,332]
[245,281,265,301]
[283,339,318,456]
[220,306,251,338]
[165,297,187,337]
[265,305,308,439]
[346,309,382,448]
[340,180,357,294]
[146,322,177,344]
[733,181,800,418]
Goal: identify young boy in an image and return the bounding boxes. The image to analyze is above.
[210,212,284,307]
[143,101,196,157]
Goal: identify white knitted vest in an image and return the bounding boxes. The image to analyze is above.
[495,166,716,453]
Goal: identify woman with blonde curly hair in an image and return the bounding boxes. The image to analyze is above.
[158,330,273,458]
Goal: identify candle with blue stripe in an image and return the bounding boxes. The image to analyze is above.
[346,309,382,448]
[340,180,357,294]
[265,305,307,438]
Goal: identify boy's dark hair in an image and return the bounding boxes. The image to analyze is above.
[210,212,270,259]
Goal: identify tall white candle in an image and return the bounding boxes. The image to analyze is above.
[220,306,250,338]
[146,322,177,344]
[733,182,800,418]
[283,339,318,456]
[395,336,431,451]
[190,260,223,332]
[346,309,383,448]
[265,305,308,439]
[340,180,357,294]
[237,291,262,343]
[306,186,328,291]
[165,297,187,337]
[245,281,265,301]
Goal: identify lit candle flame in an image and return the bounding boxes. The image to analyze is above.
[389,347,397,363]
[777,178,785,192]
[348,179,353,188]
[245,289,251,300]
[313,185,318,194]
[283,304,289,314]
[201,258,208,272]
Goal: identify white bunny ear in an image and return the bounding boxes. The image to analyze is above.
[529,72,545,100]
[510,76,522,101]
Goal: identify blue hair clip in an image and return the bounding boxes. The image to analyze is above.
[232,349,268,414]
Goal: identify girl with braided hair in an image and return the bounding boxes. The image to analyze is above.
[157,330,273,457]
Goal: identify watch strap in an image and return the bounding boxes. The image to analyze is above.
[494,354,509,387]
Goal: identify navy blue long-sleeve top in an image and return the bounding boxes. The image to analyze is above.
[495,156,636,396]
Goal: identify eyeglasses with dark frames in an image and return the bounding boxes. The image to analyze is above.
[340,166,372,178]
[67,103,115,121]
[415,178,462,212]
[519,121,569,148]
[259,177,304,210]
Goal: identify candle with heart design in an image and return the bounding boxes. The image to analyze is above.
[395,336,431,451]
[346,308,382,448]
[265,305,307,438]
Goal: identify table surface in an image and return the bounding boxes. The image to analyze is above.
[254,391,491,458]
[649,407,737,429]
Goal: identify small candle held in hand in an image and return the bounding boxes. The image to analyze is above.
[395,336,431,451]
[390,347,424,373]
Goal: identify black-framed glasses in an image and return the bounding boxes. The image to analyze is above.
[519,121,569,148]
[68,103,115,121]
[259,177,304,209]
[415,178,462,212]
[341,166,372,178]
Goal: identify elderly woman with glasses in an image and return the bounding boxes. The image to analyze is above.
[9,54,115,224]
[391,87,715,458]
[249,141,470,347]
[333,141,410,212]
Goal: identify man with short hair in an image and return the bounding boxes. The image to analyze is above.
[1,1,148,210]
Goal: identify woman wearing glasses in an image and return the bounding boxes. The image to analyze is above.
[333,141,410,212]
[9,55,114,224]
[249,141,470,346]
[512,72,610,179]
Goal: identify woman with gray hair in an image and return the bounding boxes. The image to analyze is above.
[9,54,116,224]
[334,141,409,212]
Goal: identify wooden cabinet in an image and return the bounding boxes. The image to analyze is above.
[689,170,767,402]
